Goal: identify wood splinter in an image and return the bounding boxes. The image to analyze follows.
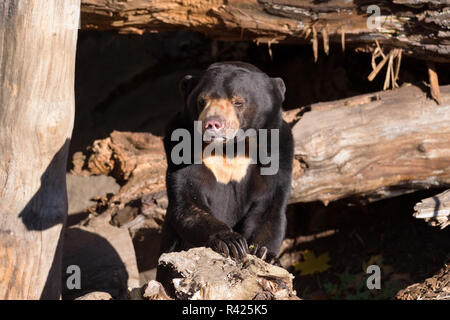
[311,25,318,62]
[322,27,329,56]
[427,62,442,105]
[368,43,402,90]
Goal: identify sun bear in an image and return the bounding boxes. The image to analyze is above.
[157,61,293,270]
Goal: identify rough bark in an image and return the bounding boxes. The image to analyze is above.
[71,131,167,232]
[0,1,80,299]
[413,189,450,229]
[156,247,298,300]
[290,84,450,204]
[396,263,450,300]
[80,0,450,62]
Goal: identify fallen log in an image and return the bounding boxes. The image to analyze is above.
[80,0,450,62]
[413,189,450,229]
[290,84,450,204]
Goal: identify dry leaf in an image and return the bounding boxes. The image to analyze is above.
[362,254,393,275]
[294,250,331,276]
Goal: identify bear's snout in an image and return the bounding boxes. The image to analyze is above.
[198,98,240,141]
[204,116,224,131]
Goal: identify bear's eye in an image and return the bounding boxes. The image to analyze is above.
[198,98,206,109]
[233,99,244,108]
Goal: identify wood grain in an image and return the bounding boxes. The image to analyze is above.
[0,0,80,299]
[291,84,450,204]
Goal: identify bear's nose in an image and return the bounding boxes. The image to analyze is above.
[205,119,223,131]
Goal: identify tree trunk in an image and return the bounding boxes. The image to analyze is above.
[0,1,80,299]
[80,0,450,62]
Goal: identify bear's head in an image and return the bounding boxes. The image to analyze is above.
[180,62,285,142]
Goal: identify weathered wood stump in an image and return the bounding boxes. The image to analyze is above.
[156,247,298,300]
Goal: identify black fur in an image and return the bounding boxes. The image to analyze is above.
[157,62,294,267]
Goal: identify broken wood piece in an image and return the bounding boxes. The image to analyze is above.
[413,189,450,229]
[427,62,442,105]
[370,48,401,90]
[383,51,393,90]
[142,280,173,300]
[340,27,345,53]
[322,27,329,56]
[368,51,389,82]
[312,26,318,63]
[156,247,298,300]
[394,49,402,84]
[375,40,386,60]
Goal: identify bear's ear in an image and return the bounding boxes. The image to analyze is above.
[179,74,199,101]
[272,77,286,104]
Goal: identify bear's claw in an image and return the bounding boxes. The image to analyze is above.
[207,230,248,261]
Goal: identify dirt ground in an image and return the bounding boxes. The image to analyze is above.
[281,190,450,299]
